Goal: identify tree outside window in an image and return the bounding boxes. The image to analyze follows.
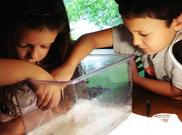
[64,0,122,39]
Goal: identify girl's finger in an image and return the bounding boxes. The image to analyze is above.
[61,88,64,101]
[39,93,51,109]
[36,91,46,107]
[42,93,60,110]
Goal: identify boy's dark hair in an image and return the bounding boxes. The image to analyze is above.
[115,0,182,27]
[0,0,71,69]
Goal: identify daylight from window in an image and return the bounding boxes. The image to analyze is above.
[64,0,122,39]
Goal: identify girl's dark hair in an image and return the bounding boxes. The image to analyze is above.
[115,0,182,27]
[0,0,71,69]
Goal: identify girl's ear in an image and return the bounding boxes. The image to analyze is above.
[173,13,182,31]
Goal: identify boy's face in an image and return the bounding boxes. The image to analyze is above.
[17,28,58,64]
[123,17,177,54]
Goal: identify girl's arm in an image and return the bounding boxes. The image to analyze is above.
[0,58,61,109]
[0,58,54,85]
[51,28,113,81]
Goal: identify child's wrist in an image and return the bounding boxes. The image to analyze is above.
[133,73,143,84]
[30,65,53,81]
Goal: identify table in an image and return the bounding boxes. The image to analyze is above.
[132,85,182,121]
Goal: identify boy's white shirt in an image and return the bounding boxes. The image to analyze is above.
[113,24,182,90]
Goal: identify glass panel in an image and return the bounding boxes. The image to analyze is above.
[21,54,133,135]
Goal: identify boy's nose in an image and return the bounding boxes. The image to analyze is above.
[133,37,141,46]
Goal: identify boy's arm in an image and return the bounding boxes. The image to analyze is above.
[131,59,182,98]
[51,28,113,81]
[134,76,182,97]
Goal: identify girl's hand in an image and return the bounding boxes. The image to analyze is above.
[30,67,62,110]
[35,84,61,110]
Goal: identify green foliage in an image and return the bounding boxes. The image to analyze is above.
[64,0,121,28]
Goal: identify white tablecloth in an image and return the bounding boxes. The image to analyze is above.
[108,113,182,135]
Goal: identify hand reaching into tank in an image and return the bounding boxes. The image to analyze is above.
[29,66,63,110]
[35,83,61,110]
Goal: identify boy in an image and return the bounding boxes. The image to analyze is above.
[61,0,182,99]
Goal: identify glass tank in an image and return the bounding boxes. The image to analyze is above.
[20,54,133,135]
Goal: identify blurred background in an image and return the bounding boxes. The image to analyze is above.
[64,0,122,39]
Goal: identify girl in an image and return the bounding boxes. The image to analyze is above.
[0,0,72,124]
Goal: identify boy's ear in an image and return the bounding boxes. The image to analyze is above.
[173,13,182,31]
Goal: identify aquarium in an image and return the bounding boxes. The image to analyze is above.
[20,54,133,135]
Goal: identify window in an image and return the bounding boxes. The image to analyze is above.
[64,0,122,40]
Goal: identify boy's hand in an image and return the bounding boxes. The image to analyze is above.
[131,57,139,80]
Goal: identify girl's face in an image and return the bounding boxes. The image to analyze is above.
[123,17,178,54]
[17,28,58,64]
